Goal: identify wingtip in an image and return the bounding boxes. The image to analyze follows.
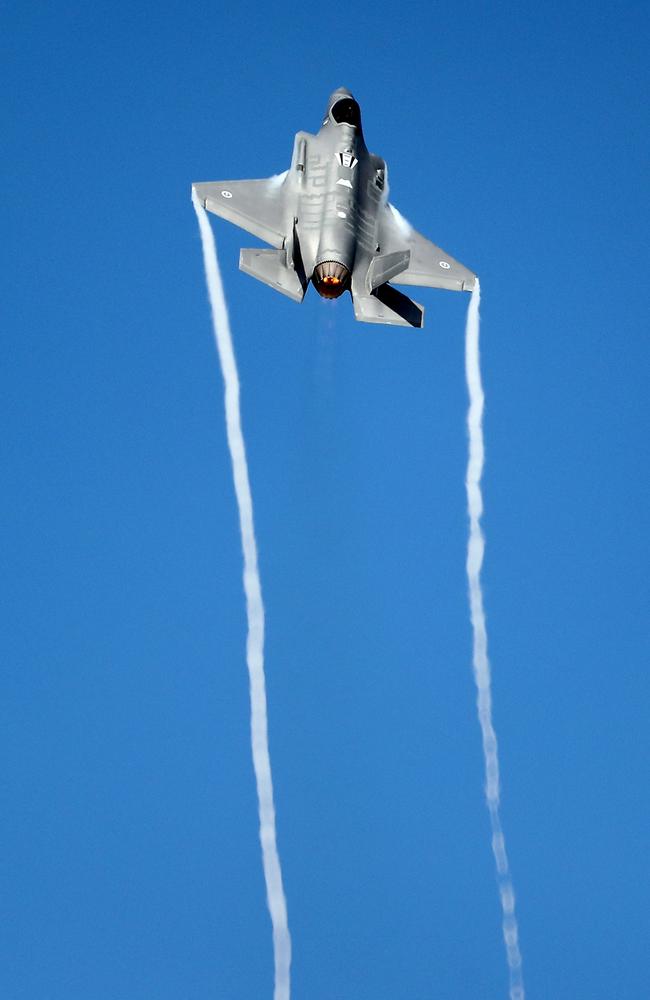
[190,184,207,209]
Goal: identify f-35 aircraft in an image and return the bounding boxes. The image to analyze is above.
[192,88,476,327]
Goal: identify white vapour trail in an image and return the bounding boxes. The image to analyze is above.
[192,192,292,1000]
[464,281,525,1000]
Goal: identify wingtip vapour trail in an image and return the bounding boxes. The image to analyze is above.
[464,280,525,1000]
[192,192,292,1000]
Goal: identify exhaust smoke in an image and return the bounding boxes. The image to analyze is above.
[464,280,525,1000]
[192,193,292,1000]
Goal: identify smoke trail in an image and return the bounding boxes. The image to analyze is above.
[464,280,525,1000]
[192,192,292,1000]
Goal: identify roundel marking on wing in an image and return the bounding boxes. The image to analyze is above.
[439,260,451,269]
[221,190,233,199]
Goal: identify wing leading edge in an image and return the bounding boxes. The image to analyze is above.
[192,176,288,249]
[378,205,477,293]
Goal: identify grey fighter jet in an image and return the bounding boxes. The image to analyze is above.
[192,88,476,327]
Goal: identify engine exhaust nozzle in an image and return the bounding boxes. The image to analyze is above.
[313,260,350,299]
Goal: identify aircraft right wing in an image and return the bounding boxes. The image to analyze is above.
[378,204,477,292]
[192,176,288,249]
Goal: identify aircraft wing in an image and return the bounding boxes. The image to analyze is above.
[378,204,477,292]
[192,176,288,250]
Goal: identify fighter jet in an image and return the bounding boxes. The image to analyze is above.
[192,88,476,328]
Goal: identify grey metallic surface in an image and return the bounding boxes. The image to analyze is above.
[192,88,476,328]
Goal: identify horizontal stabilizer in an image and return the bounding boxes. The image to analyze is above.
[352,283,424,328]
[239,248,307,303]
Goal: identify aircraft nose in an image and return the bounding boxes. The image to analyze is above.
[328,86,354,104]
[324,88,362,129]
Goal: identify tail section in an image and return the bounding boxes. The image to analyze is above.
[239,248,308,303]
[352,282,424,328]
[366,250,411,292]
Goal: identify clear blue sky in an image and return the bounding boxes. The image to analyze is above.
[3,2,648,998]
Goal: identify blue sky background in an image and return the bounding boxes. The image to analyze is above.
[2,2,649,998]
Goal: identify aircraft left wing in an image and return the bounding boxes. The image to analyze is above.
[378,204,477,292]
[192,176,288,249]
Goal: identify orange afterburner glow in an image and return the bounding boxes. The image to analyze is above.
[313,260,350,299]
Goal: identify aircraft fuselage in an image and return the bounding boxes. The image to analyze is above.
[193,87,476,328]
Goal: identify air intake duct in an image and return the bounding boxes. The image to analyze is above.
[312,260,351,299]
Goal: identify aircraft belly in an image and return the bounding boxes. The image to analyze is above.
[316,223,356,268]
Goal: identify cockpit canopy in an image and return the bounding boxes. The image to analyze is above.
[330,97,361,128]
